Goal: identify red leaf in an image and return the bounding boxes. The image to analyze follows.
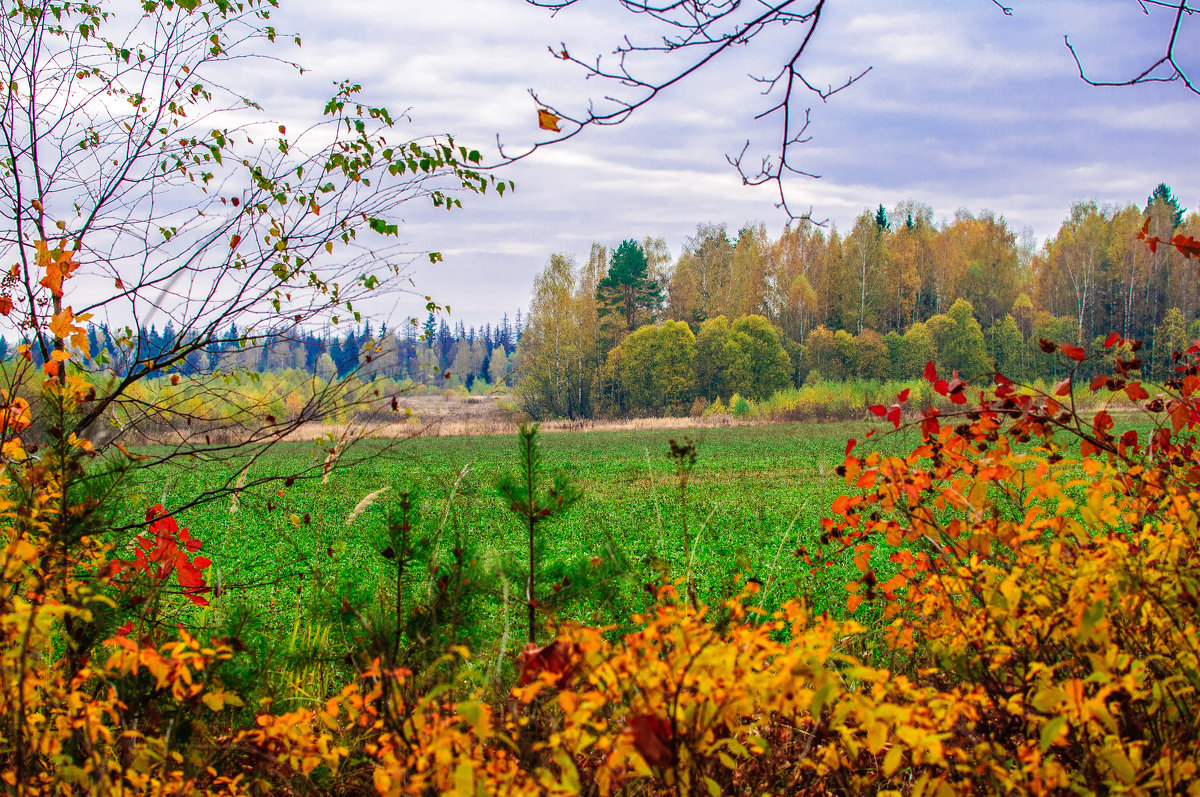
[1104,332,1121,349]
[519,640,576,686]
[628,715,675,768]
[1060,344,1086,361]
[921,407,940,436]
[1171,233,1200,260]
[1054,378,1072,397]
[923,361,938,382]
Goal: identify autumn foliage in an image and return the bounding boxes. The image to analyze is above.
[6,242,1200,793]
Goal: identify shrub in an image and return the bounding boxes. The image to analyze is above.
[8,332,1200,794]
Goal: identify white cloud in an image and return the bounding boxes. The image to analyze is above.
[257,0,1200,322]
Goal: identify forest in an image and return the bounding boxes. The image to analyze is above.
[28,186,1193,423]
[516,186,1200,417]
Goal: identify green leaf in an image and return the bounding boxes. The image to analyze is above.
[1040,716,1067,752]
[810,683,833,720]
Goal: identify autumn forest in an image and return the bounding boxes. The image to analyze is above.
[517,185,1198,417]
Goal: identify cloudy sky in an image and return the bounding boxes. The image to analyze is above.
[265,0,1199,325]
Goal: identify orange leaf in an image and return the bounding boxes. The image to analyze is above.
[35,242,80,298]
[1060,343,1086,361]
[537,108,561,132]
[1169,400,1189,433]
[1125,382,1149,401]
[49,307,75,340]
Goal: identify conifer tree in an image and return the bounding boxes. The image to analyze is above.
[596,239,664,333]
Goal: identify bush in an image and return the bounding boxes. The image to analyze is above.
[7,334,1200,793]
[731,394,752,418]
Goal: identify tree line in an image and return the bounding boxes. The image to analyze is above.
[515,184,1200,417]
[12,313,527,392]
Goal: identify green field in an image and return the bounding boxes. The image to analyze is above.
[113,420,922,694]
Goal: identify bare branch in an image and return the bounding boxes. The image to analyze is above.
[1066,0,1198,95]
[507,0,846,220]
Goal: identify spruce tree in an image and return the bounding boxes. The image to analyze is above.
[1147,183,1186,228]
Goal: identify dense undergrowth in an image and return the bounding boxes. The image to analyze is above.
[4,331,1200,795]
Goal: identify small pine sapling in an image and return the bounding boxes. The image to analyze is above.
[498,424,579,644]
[668,437,699,608]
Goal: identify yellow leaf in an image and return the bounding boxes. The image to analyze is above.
[866,721,888,755]
[537,108,561,132]
[454,763,474,795]
[882,744,904,777]
[1100,746,1136,784]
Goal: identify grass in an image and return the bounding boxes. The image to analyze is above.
[115,423,894,662]
[114,411,1146,694]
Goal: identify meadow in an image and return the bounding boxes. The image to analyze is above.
[117,421,915,692]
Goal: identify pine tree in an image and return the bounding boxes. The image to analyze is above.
[596,239,664,332]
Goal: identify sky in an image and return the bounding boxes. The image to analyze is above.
[260,0,1200,327]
